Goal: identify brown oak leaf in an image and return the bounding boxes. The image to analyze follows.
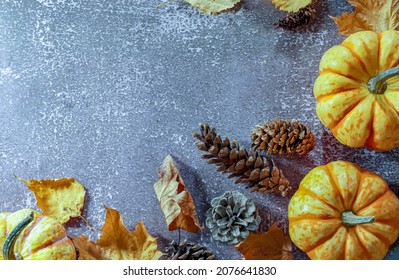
[72,207,162,260]
[332,0,399,35]
[22,178,86,224]
[154,155,202,233]
[235,224,293,260]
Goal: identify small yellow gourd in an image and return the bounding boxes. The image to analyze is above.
[314,30,399,151]
[288,160,399,260]
[0,209,76,260]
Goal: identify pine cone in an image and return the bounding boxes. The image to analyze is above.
[251,119,316,157]
[193,124,291,196]
[206,191,260,245]
[274,5,316,31]
[166,240,216,260]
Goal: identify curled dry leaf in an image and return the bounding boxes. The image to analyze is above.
[332,0,399,36]
[154,155,202,233]
[72,207,162,260]
[235,224,293,260]
[22,178,86,224]
[184,0,243,15]
[271,0,312,12]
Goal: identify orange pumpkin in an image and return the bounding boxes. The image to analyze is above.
[288,160,399,260]
[0,209,76,260]
[313,30,399,151]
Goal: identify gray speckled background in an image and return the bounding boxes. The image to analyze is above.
[0,0,398,260]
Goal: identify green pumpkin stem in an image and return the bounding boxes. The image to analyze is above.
[341,210,375,227]
[368,66,399,94]
[2,211,34,260]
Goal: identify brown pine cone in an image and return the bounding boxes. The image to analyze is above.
[166,240,216,260]
[251,119,316,157]
[274,5,316,31]
[193,124,291,197]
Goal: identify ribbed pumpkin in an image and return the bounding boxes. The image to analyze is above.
[313,30,399,151]
[0,209,76,260]
[288,160,399,260]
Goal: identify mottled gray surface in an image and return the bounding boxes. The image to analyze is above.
[0,0,398,260]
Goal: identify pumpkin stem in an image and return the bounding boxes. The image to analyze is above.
[2,211,34,260]
[341,210,375,227]
[368,66,399,94]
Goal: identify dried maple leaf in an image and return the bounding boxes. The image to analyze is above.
[184,0,242,15]
[332,0,399,35]
[271,0,312,12]
[22,178,86,224]
[154,155,202,233]
[235,224,293,260]
[72,207,163,260]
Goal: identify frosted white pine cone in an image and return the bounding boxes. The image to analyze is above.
[206,191,260,245]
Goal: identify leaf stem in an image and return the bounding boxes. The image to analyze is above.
[156,0,178,9]
[79,215,93,230]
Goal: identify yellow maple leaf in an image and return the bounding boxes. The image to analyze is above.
[154,155,202,233]
[332,0,399,35]
[22,178,86,224]
[184,0,243,15]
[235,224,293,260]
[271,0,312,12]
[72,207,162,260]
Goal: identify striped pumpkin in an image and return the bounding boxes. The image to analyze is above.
[0,209,76,260]
[313,30,399,151]
[288,160,399,259]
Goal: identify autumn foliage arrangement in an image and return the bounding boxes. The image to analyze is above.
[1,0,399,261]
[0,179,162,260]
[0,154,295,260]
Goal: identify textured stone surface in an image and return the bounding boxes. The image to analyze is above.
[0,0,398,260]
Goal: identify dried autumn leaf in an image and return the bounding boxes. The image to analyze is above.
[72,207,162,260]
[332,0,399,35]
[154,155,202,233]
[22,178,86,224]
[235,224,293,260]
[271,0,312,12]
[184,0,242,15]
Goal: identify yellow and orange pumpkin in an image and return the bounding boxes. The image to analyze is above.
[0,209,76,260]
[288,160,399,260]
[314,30,399,151]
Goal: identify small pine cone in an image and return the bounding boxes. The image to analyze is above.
[206,191,261,245]
[193,124,291,196]
[251,119,316,157]
[274,5,316,31]
[166,240,216,260]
